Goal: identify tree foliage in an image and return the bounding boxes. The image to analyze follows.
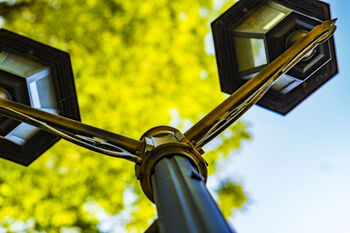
[0,0,250,232]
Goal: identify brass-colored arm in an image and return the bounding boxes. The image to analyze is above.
[0,97,143,161]
[185,19,337,148]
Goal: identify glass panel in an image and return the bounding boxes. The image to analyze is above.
[234,1,292,34]
[0,51,46,77]
[28,74,58,109]
[234,37,267,72]
[36,75,57,108]
[5,123,40,145]
[271,74,302,94]
[239,72,301,95]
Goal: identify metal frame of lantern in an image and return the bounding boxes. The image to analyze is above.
[0,29,80,165]
[212,0,338,114]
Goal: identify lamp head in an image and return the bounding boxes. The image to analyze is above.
[0,29,80,165]
[212,0,338,114]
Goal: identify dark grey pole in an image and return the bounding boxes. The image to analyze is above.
[151,155,235,233]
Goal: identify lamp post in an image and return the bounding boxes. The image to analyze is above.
[0,0,338,232]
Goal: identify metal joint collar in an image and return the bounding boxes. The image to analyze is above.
[135,126,208,202]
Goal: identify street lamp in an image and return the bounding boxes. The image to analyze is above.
[0,0,338,232]
[0,29,80,165]
[212,0,338,114]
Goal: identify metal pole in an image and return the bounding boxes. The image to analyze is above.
[151,154,235,233]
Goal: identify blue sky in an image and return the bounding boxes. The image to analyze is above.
[220,1,350,232]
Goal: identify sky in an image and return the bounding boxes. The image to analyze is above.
[215,1,350,232]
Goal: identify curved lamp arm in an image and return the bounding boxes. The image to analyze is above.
[184,19,337,148]
[0,97,143,163]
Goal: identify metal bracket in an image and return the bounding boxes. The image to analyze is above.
[135,126,208,202]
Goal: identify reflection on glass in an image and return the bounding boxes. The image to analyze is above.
[5,123,40,145]
[0,87,10,100]
[0,51,45,77]
[28,73,58,111]
[234,37,267,72]
[240,72,301,95]
[271,74,302,94]
[263,12,285,30]
[234,1,291,33]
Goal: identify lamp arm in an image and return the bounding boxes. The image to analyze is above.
[184,19,337,148]
[0,97,143,163]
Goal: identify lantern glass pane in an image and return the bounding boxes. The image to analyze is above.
[234,37,267,72]
[241,72,302,95]
[28,73,58,111]
[5,123,40,145]
[37,75,57,108]
[234,1,292,34]
[271,74,302,94]
[0,51,45,77]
